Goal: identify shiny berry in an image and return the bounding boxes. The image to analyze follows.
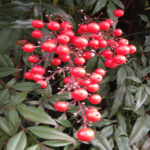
[41,42,56,52]
[60,30,75,38]
[74,57,85,65]
[83,51,93,59]
[33,74,43,81]
[128,45,137,54]
[106,19,114,26]
[115,45,130,55]
[47,21,60,31]
[71,67,86,78]
[85,107,98,114]
[78,24,88,33]
[54,101,68,112]
[87,23,100,33]
[113,29,123,36]
[28,55,39,63]
[89,94,102,104]
[56,34,70,44]
[104,58,118,68]
[63,77,71,84]
[94,68,106,77]
[24,72,33,80]
[114,9,124,17]
[74,37,88,49]
[31,30,43,38]
[32,20,44,29]
[36,80,47,88]
[88,40,99,49]
[60,21,72,30]
[23,44,34,53]
[113,55,127,64]
[99,21,110,31]
[90,73,103,83]
[99,39,108,48]
[56,45,70,55]
[87,83,99,93]
[58,54,71,62]
[31,66,46,75]
[101,50,113,58]
[86,111,102,122]
[118,38,129,45]
[51,58,61,66]
[80,79,91,87]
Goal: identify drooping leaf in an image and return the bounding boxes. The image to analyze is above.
[126,76,142,83]
[112,0,124,9]
[17,104,57,126]
[117,66,127,86]
[0,89,9,104]
[26,144,40,150]
[107,1,117,18]
[7,131,27,150]
[0,54,14,67]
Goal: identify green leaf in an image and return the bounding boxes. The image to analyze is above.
[0,54,14,67]
[17,104,57,126]
[138,14,149,22]
[12,92,27,104]
[135,86,148,111]
[107,1,117,18]
[86,56,98,73]
[110,86,126,117]
[0,89,9,104]
[26,144,40,150]
[7,131,27,150]
[12,82,41,91]
[91,132,112,150]
[115,136,131,150]
[92,0,107,15]
[0,117,14,136]
[129,115,150,144]
[101,125,114,138]
[64,0,74,8]
[142,67,150,76]
[0,67,21,78]
[112,0,124,9]
[117,66,127,86]
[28,126,76,144]
[144,85,150,96]
[126,76,142,83]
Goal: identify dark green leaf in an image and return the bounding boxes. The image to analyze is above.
[0,54,14,67]
[138,14,149,22]
[142,67,150,76]
[0,89,9,104]
[112,0,124,9]
[126,76,142,83]
[107,1,117,18]
[117,66,127,86]
[86,56,98,73]
[12,92,27,104]
[101,125,114,138]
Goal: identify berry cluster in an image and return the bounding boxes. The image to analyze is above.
[23,9,136,142]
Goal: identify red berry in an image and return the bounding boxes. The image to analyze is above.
[90,73,103,83]
[94,68,106,77]
[31,30,43,38]
[99,21,110,31]
[47,21,60,31]
[31,66,46,75]
[60,30,75,39]
[88,40,99,49]
[36,80,47,88]
[58,54,71,62]
[113,55,127,64]
[74,57,85,65]
[28,55,39,63]
[32,20,44,29]
[72,88,88,101]
[86,111,102,122]
[89,94,102,104]
[87,23,100,33]
[83,51,93,59]
[56,34,70,44]
[113,29,123,36]
[47,39,56,44]
[87,83,99,93]
[77,128,95,142]
[99,39,108,48]
[54,101,68,112]
[118,38,129,45]
[115,45,130,55]
[101,50,113,58]
[85,107,98,114]
[106,19,114,26]
[104,58,118,68]
[23,44,34,53]
[128,45,136,54]
[24,72,33,80]
[41,41,56,52]
[114,9,124,17]
[33,74,43,81]
[78,24,88,33]
[80,79,91,87]
[56,45,70,55]
[71,67,86,78]
[60,21,72,30]
[63,77,71,84]
[74,37,88,49]
[51,58,61,66]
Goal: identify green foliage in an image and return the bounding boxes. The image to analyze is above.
[0,0,150,150]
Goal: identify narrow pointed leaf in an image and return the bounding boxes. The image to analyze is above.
[26,144,40,150]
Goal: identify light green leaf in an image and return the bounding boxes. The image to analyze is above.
[101,125,113,138]
[17,104,57,126]
[26,144,40,150]
[7,131,27,150]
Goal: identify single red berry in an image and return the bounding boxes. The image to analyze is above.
[47,21,60,31]
[56,34,70,44]
[85,107,98,114]
[32,20,44,29]
[83,51,93,59]
[71,67,86,78]
[114,9,124,17]
[80,79,91,87]
[60,29,75,38]
[106,19,114,26]
[90,73,103,83]
[87,23,100,33]
[104,58,118,68]
[78,24,88,33]
[113,55,127,64]
[115,45,130,55]
[31,66,46,75]
[51,58,61,66]
[72,88,88,101]
[101,50,113,58]
[56,45,70,55]
[28,55,39,63]
[99,21,110,31]
[87,83,99,93]
[113,29,123,36]
[94,68,106,77]
[24,72,33,80]
[36,80,47,88]
[31,30,43,38]
[77,128,95,142]
[99,39,108,48]
[88,40,99,49]
[74,57,85,65]
[128,45,137,54]
[63,77,71,84]
[118,38,129,45]
[60,21,72,30]
[33,74,43,81]
[41,41,56,52]
[89,94,102,104]
[23,44,34,53]
[58,54,71,62]
[47,39,57,44]
[74,37,88,49]
[54,101,68,112]
[86,111,102,122]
